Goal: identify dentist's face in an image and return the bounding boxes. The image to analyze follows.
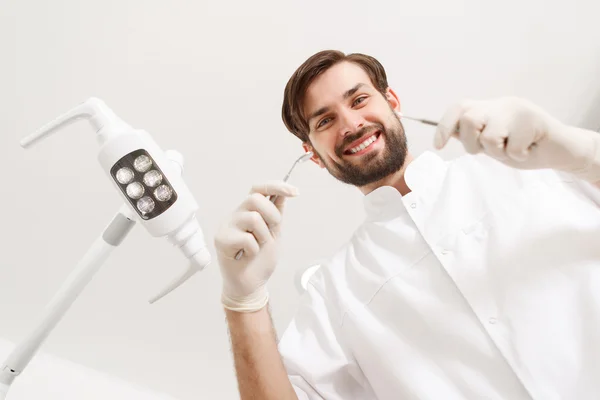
[302,61,408,188]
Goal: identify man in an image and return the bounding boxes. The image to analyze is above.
[213,50,600,399]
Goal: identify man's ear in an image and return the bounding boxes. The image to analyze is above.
[385,87,401,112]
[302,141,324,168]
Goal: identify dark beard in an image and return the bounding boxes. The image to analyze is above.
[314,112,408,187]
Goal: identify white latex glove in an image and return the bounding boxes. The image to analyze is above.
[434,97,600,183]
[214,181,299,313]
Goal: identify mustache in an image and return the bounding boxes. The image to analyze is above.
[336,124,384,156]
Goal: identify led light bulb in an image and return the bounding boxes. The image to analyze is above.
[137,196,155,213]
[154,185,173,202]
[126,182,145,199]
[134,155,152,172]
[115,167,134,184]
[143,170,163,187]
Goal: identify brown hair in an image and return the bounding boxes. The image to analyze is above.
[281,50,390,142]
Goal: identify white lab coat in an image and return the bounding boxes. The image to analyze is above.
[277,151,600,400]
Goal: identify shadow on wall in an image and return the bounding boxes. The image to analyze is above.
[577,56,600,132]
[580,88,600,132]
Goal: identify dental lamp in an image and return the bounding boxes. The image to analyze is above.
[0,98,211,398]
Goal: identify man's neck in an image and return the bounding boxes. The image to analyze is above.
[359,152,414,196]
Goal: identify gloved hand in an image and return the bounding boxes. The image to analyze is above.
[434,97,600,183]
[214,181,299,313]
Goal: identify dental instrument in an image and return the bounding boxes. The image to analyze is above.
[400,113,538,150]
[234,151,313,260]
[400,115,441,127]
[0,97,210,399]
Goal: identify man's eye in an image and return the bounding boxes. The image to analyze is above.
[353,96,367,106]
[317,117,331,128]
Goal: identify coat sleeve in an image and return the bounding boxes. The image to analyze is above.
[277,278,374,399]
[554,169,600,207]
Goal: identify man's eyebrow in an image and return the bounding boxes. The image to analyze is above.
[307,106,329,125]
[343,83,366,99]
[307,83,367,126]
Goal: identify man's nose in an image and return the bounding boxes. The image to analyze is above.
[338,109,365,137]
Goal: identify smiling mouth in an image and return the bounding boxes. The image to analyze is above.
[344,131,381,155]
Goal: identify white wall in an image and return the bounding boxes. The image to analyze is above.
[1,0,599,398]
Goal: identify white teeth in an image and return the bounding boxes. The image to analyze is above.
[349,134,377,154]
